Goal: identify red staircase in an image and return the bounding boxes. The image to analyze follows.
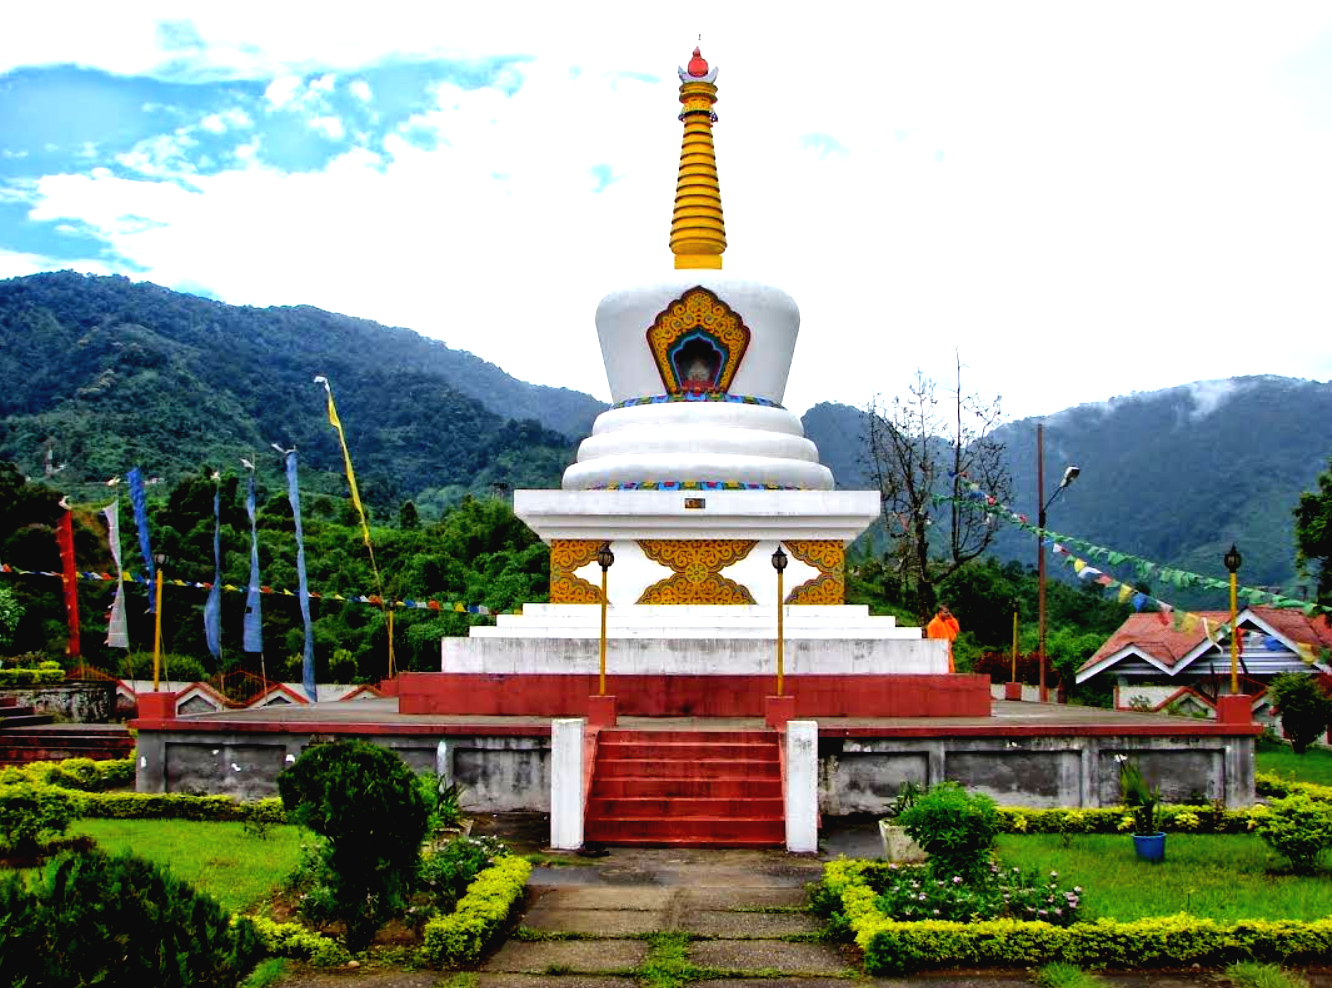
[584,729,785,848]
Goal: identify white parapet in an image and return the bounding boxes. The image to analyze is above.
[550,718,585,851]
[785,721,819,853]
[515,489,879,543]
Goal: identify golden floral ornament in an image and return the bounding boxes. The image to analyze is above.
[645,287,750,395]
[549,540,605,604]
[782,539,845,605]
[636,539,757,605]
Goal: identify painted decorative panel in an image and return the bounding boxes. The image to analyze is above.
[645,287,751,395]
[636,539,757,605]
[783,539,845,605]
[549,540,604,604]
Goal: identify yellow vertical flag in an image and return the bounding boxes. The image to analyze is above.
[1117,583,1134,604]
[315,375,395,677]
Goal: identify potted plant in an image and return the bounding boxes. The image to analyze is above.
[1118,757,1165,861]
[878,781,927,863]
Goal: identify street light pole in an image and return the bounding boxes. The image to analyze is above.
[1224,545,1243,695]
[1036,423,1080,704]
[596,542,615,697]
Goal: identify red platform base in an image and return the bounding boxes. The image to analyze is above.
[1004,681,1024,701]
[1216,694,1253,725]
[399,672,989,718]
[586,694,618,727]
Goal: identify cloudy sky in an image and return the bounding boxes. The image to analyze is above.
[3,2,1331,421]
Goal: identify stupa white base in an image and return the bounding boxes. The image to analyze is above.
[444,604,945,676]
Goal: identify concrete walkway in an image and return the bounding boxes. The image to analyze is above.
[469,815,1332,988]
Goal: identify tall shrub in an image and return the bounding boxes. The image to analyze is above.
[1266,673,1332,754]
[0,849,260,987]
[1254,794,1332,873]
[897,781,999,881]
[277,739,429,951]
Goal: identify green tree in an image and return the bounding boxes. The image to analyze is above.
[277,740,429,951]
[1294,455,1332,606]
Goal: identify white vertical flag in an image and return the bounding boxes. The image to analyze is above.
[103,500,129,649]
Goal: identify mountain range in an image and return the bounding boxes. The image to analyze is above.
[1,271,1328,598]
[802,377,1332,598]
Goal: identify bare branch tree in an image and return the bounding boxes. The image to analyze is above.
[864,353,1012,619]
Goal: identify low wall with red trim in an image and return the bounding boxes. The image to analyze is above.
[397,672,991,719]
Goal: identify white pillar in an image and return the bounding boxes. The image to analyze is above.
[550,718,586,850]
[785,720,818,853]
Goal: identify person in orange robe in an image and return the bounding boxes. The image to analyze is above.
[926,605,961,673]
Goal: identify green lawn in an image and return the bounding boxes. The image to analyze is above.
[70,819,306,914]
[995,834,1332,922]
[1255,741,1332,786]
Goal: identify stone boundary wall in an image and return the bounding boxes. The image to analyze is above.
[2,682,115,723]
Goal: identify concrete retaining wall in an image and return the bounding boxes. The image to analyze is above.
[135,728,551,811]
[817,732,1255,813]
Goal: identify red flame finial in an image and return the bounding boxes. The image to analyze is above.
[687,47,710,78]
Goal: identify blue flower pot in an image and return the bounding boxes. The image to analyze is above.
[1133,832,1166,862]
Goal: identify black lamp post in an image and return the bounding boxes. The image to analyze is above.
[771,545,788,696]
[1224,544,1242,695]
[1037,420,1080,703]
[596,542,615,697]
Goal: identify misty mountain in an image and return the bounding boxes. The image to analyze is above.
[800,377,1332,596]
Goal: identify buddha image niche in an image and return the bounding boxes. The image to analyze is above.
[676,339,721,393]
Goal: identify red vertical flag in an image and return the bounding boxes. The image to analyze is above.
[56,508,80,658]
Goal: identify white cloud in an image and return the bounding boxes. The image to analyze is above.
[264,76,302,108]
[5,3,1332,421]
[308,115,345,141]
[349,79,372,103]
[199,108,252,134]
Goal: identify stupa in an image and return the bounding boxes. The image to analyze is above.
[424,48,987,723]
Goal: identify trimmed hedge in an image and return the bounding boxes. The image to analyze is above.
[80,791,287,822]
[420,854,531,967]
[0,666,66,686]
[997,804,1254,835]
[1255,773,1332,803]
[1,757,136,792]
[249,916,350,966]
[823,858,1332,975]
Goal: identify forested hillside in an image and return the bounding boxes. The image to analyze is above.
[802,376,1332,597]
[0,271,603,514]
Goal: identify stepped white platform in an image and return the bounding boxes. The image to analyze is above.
[445,604,944,677]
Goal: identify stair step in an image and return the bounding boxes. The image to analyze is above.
[590,777,782,799]
[588,796,784,818]
[0,705,40,719]
[584,816,785,841]
[595,741,777,761]
[598,730,772,745]
[596,758,779,780]
[0,714,55,728]
[578,836,785,849]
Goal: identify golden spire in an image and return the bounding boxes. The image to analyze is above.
[670,47,726,269]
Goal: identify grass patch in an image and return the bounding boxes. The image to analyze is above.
[1256,742,1332,787]
[521,851,592,867]
[69,818,305,914]
[510,927,598,941]
[1227,961,1311,988]
[239,958,287,988]
[638,931,706,988]
[996,833,1332,921]
[1035,962,1107,988]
